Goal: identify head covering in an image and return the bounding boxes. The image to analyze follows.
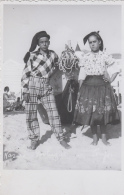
[83,31,103,51]
[24,31,50,63]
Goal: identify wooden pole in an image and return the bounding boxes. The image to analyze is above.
[21,89,22,100]
[68,40,71,49]
[118,81,120,104]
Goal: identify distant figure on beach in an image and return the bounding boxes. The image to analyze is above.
[21,31,71,150]
[3,86,14,111]
[3,86,9,99]
[14,97,25,111]
[74,31,120,146]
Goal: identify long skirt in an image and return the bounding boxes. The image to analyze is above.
[73,75,120,126]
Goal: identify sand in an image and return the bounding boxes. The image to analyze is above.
[3,108,121,170]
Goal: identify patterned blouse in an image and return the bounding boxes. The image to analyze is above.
[78,51,115,80]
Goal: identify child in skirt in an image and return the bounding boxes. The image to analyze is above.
[22,31,71,149]
[74,31,120,146]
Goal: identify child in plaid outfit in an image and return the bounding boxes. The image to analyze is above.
[22,31,71,150]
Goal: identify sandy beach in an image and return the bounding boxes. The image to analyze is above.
[3,107,121,170]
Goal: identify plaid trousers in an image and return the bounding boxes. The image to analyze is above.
[25,76,64,141]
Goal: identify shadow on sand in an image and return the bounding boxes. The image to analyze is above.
[39,130,53,145]
[38,124,78,145]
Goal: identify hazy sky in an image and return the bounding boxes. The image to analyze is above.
[3,5,122,64]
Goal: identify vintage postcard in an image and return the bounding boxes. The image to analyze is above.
[0,1,124,195]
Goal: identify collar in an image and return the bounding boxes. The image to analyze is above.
[91,50,103,55]
[36,48,50,56]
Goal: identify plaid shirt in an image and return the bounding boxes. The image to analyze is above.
[21,49,59,93]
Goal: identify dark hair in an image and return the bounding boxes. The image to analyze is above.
[88,33,101,42]
[4,86,9,92]
[24,31,50,63]
[83,31,103,51]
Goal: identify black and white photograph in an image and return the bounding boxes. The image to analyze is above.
[2,4,122,172]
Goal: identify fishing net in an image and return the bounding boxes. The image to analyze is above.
[59,46,79,74]
[58,46,79,115]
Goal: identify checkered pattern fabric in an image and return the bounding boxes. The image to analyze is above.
[25,76,64,141]
[21,49,58,93]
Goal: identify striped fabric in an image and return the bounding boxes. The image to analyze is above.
[21,49,59,94]
[25,76,64,141]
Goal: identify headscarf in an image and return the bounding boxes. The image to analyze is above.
[24,31,50,63]
[83,31,104,51]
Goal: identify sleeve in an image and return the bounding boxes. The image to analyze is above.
[78,66,87,80]
[53,52,59,68]
[21,54,33,94]
[51,52,59,74]
[104,53,115,67]
[78,55,87,80]
[78,56,85,68]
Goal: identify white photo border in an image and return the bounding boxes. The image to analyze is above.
[0,1,124,195]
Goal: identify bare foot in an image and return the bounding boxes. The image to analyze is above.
[102,134,111,146]
[91,134,98,146]
[60,140,71,149]
[27,140,39,150]
[91,141,98,146]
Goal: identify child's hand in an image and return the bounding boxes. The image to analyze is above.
[67,74,74,80]
[76,98,80,109]
[103,71,111,82]
[77,92,80,100]
[31,70,40,76]
[23,93,30,103]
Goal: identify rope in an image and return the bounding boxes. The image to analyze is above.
[59,48,79,74]
[67,85,74,112]
[59,47,79,113]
